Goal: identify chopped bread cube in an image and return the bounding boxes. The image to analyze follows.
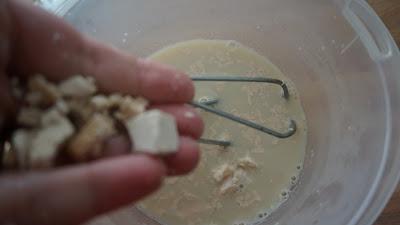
[108,94,124,105]
[68,114,116,161]
[219,175,239,195]
[67,99,94,125]
[237,156,258,169]
[12,130,35,169]
[1,143,17,170]
[55,100,69,114]
[212,164,234,183]
[30,110,74,168]
[212,157,257,195]
[27,75,61,105]
[41,108,65,126]
[219,169,247,195]
[125,110,178,154]
[17,107,43,127]
[25,91,42,106]
[114,96,148,121]
[59,75,97,98]
[90,95,112,111]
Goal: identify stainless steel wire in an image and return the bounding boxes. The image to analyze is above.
[191,75,297,147]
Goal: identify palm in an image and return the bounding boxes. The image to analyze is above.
[0,1,203,225]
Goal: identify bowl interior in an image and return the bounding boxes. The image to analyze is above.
[64,0,395,224]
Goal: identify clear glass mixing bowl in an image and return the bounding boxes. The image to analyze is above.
[43,0,400,224]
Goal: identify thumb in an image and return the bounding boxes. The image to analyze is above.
[0,155,166,225]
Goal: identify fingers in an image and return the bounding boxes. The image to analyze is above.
[150,104,204,139]
[135,59,194,103]
[75,41,194,103]
[104,136,200,176]
[7,0,194,103]
[163,136,200,175]
[0,155,166,225]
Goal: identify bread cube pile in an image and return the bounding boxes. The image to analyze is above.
[2,75,179,170]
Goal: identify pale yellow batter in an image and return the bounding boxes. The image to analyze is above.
[140,40,307,225]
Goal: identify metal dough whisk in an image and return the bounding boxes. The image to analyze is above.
[190,75,297,147]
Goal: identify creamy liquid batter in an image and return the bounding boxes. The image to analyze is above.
[140,40,307,225]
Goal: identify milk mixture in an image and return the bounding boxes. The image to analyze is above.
[140,40,307,225]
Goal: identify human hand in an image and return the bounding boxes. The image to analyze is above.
[0,1,203,225]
